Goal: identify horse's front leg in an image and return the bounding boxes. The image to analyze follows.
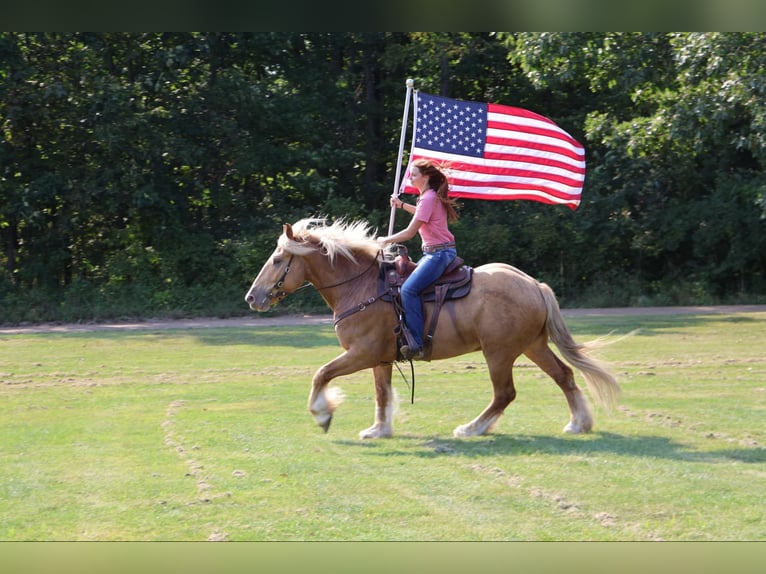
[359,363,398,439]
[308,349,370,432]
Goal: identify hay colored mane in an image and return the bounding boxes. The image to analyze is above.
[277,217,392,263]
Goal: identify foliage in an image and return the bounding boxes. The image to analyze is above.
[1,33,765,323]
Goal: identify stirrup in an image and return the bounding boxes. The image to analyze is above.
[400,345,424,361]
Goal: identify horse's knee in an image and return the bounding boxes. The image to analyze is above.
[311,365,331,389]
[308,365,334,407]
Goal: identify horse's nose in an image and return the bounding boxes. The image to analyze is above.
[246,293,255,304]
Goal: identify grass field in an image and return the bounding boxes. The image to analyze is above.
[0,310,764,541]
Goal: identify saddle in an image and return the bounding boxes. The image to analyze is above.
[380,245,473,361]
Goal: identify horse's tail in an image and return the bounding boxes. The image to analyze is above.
[538,282,621,410]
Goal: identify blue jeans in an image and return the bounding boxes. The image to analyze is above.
[401,248,457,348]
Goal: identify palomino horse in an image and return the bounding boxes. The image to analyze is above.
[245,217,620,439]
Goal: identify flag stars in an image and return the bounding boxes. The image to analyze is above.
[415,94,487,158]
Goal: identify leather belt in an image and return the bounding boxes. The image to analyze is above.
[422,242,456,253]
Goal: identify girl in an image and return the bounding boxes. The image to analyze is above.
[377,159,459,359]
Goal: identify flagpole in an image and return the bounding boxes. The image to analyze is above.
[388,78,415,236]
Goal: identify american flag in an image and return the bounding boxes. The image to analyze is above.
[401,92,585,210]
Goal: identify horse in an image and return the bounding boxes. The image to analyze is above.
[245,217,620,439]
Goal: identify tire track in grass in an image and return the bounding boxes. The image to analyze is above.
[618,404,763,449]
[162,399,230,541]
[425,440,649,538]
[463,461,663,540]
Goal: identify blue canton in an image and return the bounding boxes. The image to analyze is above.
[414,93,487,158]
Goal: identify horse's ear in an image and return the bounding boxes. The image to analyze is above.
[283,223,294,240]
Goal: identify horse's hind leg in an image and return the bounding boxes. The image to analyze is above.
[524,336,593,434]
[359,363,398,439]
[453,351,517,438]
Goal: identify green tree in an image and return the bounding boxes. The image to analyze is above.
[1,32,764,323]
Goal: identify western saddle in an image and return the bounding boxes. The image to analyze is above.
[380,245,473,361]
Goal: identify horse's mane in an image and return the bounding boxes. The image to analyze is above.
[278,217,393,263]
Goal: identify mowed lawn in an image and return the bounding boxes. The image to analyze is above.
[0,310,764,541]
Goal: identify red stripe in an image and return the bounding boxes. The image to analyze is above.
[487,103,585,155]
[412,150,584,177]
[488,103,557,123]
[451,189,579,206]
[487,119,584,151]
[401,183,580,210]
[415,156,584,188]
[483,148,586,174]
[451,172,583,190]
[406,154,583,199]
[449,178,581,199]
[485,135,585,162]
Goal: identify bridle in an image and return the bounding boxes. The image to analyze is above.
[266,250,381,304]
[266,254,295,303]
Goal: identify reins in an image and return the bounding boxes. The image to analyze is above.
[329,252,389,326]
[315,254,380,294]
[270,250,379,299]
[273,249,389,327]
[392,359,416,405]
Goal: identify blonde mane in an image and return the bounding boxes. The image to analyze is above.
[277,217,393,263]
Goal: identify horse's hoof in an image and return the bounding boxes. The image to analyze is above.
[359,425,392,439]
[563,421,586,434]
[320,415,332,433]
[453,424,471,438]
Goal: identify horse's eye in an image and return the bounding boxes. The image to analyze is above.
[272,257,282,266]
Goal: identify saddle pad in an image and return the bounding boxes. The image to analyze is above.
[379,261,473,303]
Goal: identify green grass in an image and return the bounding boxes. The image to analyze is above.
[0,312,764,541]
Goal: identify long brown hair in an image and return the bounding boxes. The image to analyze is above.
[412,158,459,222]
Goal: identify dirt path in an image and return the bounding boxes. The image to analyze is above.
[1,305,764,335]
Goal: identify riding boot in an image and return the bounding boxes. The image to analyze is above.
[395,324,424,360]
[400,344,424,360]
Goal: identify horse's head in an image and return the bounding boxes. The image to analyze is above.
[245,223,308,311]
[245,217,388,312]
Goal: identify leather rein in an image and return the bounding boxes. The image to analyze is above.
[267,251,386,326]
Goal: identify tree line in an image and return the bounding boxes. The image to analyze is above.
[1,32,764,323]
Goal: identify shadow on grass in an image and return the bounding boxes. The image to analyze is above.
[38,327,340,349]
[190,328,339,348]
[336,432,765,464]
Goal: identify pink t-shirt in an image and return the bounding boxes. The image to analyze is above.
[414,189,455,248]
